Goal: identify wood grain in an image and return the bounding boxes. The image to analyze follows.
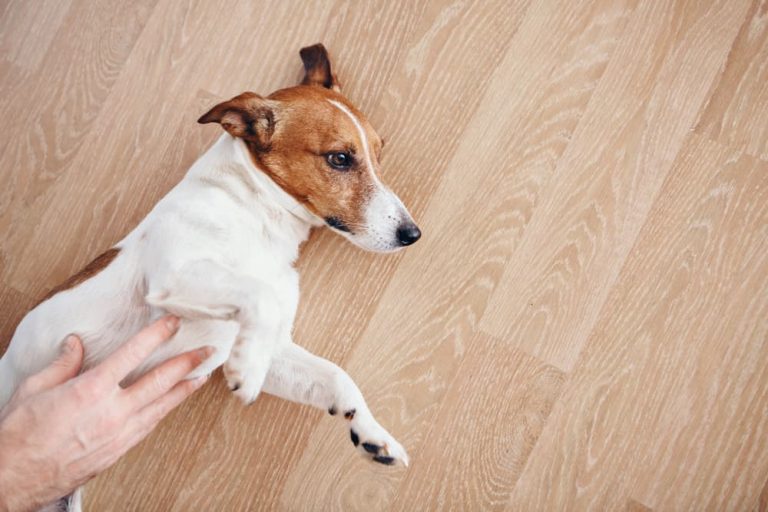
[756,477,768,512]
[1,0,767,510]
[391,333,564,510]
[506,133,768,510]
[695,0,768,160]
[0,0,72,72]
[480,0,752,371]
[0,285,34,353]
[0,0,157,285]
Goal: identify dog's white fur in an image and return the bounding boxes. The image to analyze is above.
[1,127,414,510]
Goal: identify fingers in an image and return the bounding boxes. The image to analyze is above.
[123,346,213,410]
[75,375,208,477]
[89,315,180,385]
[135,375,209,428]
[107,376,209,464]
[18,335,83,398]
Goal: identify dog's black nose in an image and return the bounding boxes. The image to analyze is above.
[396,223,421,246]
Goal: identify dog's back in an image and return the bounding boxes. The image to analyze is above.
[0,137,259,408]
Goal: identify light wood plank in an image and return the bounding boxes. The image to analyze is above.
[480,0,752,371]
[696,0,768,160]
[391,333,564,510]
[0,284,34,353]
[0,0,157,274]
[754,477,768,512]
[0,0,72,71]
[507,133,768,510]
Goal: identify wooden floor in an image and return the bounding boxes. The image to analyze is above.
[1,0,767,510]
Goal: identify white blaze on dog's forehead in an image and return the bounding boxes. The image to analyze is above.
[326,98,415,253]
[327,99,376,174]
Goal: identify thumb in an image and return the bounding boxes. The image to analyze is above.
[24,335,84,395]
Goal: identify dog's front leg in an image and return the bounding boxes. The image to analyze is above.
[263,343,409,466]
[145,259,284,404]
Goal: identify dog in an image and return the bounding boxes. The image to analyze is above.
[0,44,420,511]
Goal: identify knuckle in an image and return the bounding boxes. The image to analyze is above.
[122,341,145,367]
[157,315,177,339]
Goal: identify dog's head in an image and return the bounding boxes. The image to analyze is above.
[198,44,421,252]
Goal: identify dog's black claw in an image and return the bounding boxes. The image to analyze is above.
[328,406,337,416]
[344,408,356,420]
[362,442,380,454]
[350,429,360,447]
[372,455,395,465]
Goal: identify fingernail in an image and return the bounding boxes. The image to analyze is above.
[61,335,78,353]
[165,315,180,334]
[197,346,215,359]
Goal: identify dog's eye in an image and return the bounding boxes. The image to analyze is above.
[326,152,353,170]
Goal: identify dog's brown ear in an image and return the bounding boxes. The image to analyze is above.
[300,43,341,92]
[198,92,277,150]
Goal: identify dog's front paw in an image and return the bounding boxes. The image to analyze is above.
[337,408,409,467]
[223,356,269,405]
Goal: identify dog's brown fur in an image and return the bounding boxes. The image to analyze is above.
[198,45,384,232]
[36,248,120,306]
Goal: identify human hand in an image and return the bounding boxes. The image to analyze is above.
[0,316,212,512]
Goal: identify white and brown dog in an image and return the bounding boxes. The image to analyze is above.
[0,44,420,508]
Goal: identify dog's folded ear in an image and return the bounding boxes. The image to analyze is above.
[198,92,277,150]
[300,43,341,92]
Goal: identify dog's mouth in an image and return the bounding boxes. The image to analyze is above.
[323,216,421,252]
[317,181,420,252]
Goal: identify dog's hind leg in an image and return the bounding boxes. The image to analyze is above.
[263,343,409,466]
[145,259,284,404]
